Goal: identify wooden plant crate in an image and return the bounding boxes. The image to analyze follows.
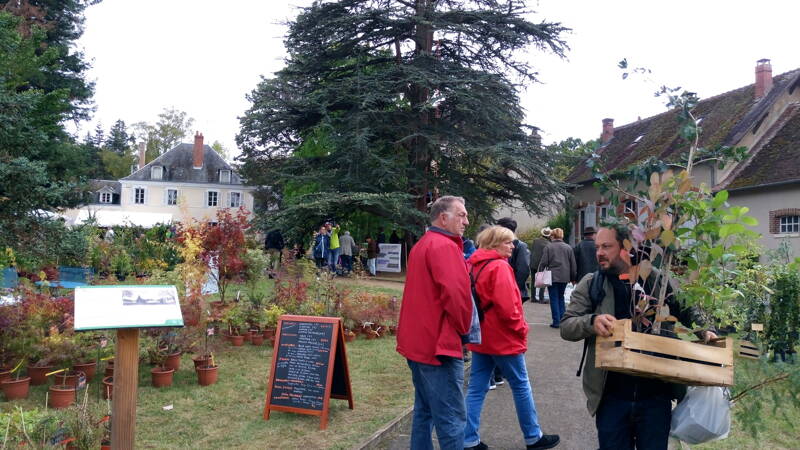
[595,319,733,386]
[737,340,760,360]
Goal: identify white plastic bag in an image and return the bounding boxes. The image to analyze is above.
[670,386,731,444]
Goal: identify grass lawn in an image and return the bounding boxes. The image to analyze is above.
[1,336,412,449]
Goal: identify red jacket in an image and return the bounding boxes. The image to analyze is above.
[396,228,472,365]
[466,248,528,355]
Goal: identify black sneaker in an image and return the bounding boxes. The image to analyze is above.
[464,442,488,450]
[527,434,559,449]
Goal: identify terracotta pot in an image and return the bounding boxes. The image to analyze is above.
[268,335,276,346]
[72,361,97,379]
[344,332,356,342]
[251,334,265,346]
[164,351,182,372]
[54,370,86,388]
[1,376,31,400]
[150,367,174,388]
[243,330,253,343]
[192,355,211,369]
[229,334,244,346]
[0,368,11,383]
[102,376,113,400]
[27,365,53,385]
[101,442,111,450]
[48,384,76,409]
[263,327,276,340]
[104,365,114,377]
[195,364,218,386]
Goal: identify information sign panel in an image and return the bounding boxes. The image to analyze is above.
[74,285,183,331]
[377,243,402,273]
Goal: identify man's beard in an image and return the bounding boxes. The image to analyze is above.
[599,257,629,276]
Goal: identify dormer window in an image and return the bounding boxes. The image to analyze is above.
[219,169,231,183]
[151,166,163,180]
[99,192,112,204]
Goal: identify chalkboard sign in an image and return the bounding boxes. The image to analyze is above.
[263,315,353,429]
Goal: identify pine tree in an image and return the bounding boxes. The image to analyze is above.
[238,0,569,239]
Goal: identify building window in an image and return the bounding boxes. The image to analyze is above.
[207,191,219,207]
[769,208,800,234]
[166,189,178,206]
[780,215,800,234]
[133,187,145,205]
[599,206,608,221]
[99,192,112,204]
[579,210,585,235]
[151,166,163,180]
[229,191,242,208]
[219,169,231,183]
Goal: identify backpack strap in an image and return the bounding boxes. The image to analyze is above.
[576,270,606,377]
[470,260,499,322]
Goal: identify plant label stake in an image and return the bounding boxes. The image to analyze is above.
[263,315,354,429]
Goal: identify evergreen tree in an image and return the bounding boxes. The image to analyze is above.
[0,2,96,237]
[106,119,133,155]
[238,0,569,239]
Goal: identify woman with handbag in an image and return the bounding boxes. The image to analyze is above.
[463,226,560,450]
[539,228,576,328]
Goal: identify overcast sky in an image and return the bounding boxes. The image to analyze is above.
[75,0,800,156]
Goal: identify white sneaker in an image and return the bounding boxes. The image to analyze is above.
[488,384,497,390]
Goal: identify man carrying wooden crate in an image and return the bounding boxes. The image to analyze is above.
[560,225,717,450]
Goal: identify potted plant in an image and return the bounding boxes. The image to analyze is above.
[222,304,248,346]
[145,337,175,388]
[0,360,30,400]
[262,304,285,343]
[195,325,219,386]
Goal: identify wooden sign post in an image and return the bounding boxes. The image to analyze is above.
[74,286,184,449]
[263,315,354,429]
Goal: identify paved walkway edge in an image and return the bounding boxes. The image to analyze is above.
[352,405,414,450]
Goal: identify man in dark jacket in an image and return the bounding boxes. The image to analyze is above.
[530,227,551,303]
[264,229,285,274]
[573,226,598,283]
[397,196,472,450]
[496,217,531,302]
[561,225,717,450]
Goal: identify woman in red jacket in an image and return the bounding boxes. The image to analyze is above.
[464,226,560,450]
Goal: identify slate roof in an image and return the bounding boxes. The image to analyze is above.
[89,180,121,193]
[566,69,800,185]
[122,143,245,185]
[725,102,800,190]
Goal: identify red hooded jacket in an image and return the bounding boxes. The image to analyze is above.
[396,228,472,365]
[466,248,528,355]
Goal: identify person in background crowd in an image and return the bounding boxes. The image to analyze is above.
[530,227,551,304]
[313,226,330,269]
[339,231,357,274]
[573,226,598,284]
[366,236,378,276]
[397,196,472,450]
[390,229,401,244]
[496,218,531,303]
[539,228,576,328]
[326,222,341,272]
[463,226,560,450]
[463,236,477,260]
[377,227,387,244]
[264,228,285,274]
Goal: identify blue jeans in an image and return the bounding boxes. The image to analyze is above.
[464,352,543,447]
[596,395,671,450]
[548,282,567,326]
[407,357,466,450]
[327,247,341,271]
[341,254,352,272]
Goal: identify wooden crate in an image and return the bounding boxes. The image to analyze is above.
[595,319,733,386]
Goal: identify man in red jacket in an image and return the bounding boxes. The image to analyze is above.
[397,195,472,450]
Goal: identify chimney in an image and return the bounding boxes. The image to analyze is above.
[138,142,146,169]
[755,58,773,100]
[193,132,204,169]
[601,118,614,144]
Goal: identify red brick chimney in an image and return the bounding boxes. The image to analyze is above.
[193,132,204,169]
[601,118,614,144]
[138,142,146,169]
[755,59,773,100]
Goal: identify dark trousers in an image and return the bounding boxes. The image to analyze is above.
[548,282,567,326]
[595,395,671,450]
[341,254,353,272]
